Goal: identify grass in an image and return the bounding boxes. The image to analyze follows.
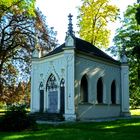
[0,109,6,116]
[0,118,140,140]
[130,108,140,116]
[0,109,140,140]
[0,108,30,116]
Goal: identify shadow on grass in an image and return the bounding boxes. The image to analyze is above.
[0,118,140,140]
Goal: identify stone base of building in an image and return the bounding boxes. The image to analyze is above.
[120,111,131,117]
[64,113,76,121]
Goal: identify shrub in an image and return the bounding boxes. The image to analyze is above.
[130,87,140,109]
[0,104,36,131]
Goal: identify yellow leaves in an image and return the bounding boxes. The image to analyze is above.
[0,0,15,7]
[0,0,36,17]
[78,0,119,48]
[20,0,36,16]
[7,63,18,76]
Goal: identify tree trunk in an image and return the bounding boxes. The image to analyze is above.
[0,60,4,99]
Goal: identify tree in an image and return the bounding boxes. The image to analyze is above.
[112,4,140,108]
[77,0,119,48]
[0,1,57,104]
[135,0,140,25]
[35,9,57,52]
[2,81,31,106]
[0,0,35,18]
[0,0,36,102]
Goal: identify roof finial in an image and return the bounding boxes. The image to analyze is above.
[120,37,130,63]
[67,13,74,36]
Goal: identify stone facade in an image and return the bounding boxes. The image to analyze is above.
[31,37,130,121]
[75,54,121,120]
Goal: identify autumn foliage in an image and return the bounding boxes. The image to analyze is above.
[0,0,57,105]
[77,0,119,48]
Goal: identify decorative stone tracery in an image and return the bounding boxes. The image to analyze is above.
[46,74,58,91]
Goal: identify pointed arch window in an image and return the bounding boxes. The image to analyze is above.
[97,77,103,103]
[80,75,88,102]
[111,80,116,104]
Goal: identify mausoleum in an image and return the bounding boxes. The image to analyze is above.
[30,14,130,121]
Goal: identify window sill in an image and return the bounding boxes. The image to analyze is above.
[95,103,108,105]
[110,104,120,106]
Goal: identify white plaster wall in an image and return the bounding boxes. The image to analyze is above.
[31,61,40,112]
[63,49,76,120]
[31,49,77,121]
[75,54,121,119]
[121,64,130,116]
[31,50,123,120]
[77,104,120,120]
[31,54,66,113]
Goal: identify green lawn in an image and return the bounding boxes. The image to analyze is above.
[130,109,140,116]
[0,118,140,140]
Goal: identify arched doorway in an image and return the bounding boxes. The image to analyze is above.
[46,74,58,113]
[39,82,44,113]
[60,79,65,114]
[80,75,88,102]
[97,77,103,103]
[111,80,116,104]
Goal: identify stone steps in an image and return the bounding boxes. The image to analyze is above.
[29,112,64,121]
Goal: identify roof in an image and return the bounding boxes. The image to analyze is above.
[44,37,119,63]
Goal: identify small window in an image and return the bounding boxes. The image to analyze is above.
[80,75,88,102]
[97,77,103,103]
[111,80,116,104]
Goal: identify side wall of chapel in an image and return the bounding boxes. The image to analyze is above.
[75,54,121,120]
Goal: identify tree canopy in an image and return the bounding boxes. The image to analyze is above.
[135,0,140,25]
[0,0,57,104]
[77,0,119,48]
[113,4,140,108]
[0,0,36,18]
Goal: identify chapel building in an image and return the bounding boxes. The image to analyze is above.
[30,14,130,121]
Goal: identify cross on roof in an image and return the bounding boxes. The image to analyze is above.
[68,13,73,21]
[67,13,74,36]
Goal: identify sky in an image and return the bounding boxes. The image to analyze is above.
[36,0,137,45]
